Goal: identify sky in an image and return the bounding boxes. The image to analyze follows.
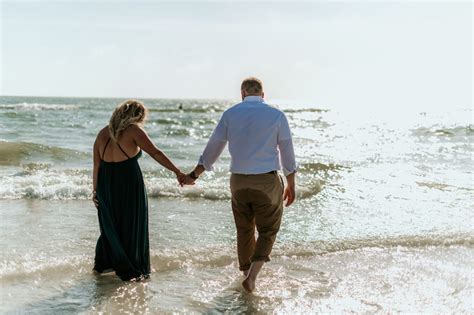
[0,1,472,111]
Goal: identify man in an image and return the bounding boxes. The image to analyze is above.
[184,77,297,293]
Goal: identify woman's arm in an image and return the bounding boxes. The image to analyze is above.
[92,137,100,207]
[131,125,185,183]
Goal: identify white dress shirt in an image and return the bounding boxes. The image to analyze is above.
[198,96,297,176]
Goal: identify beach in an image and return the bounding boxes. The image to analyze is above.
[0,96,472,313]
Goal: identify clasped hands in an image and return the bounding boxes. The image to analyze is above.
[175,170,197,187]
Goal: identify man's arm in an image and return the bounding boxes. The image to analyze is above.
[190,164,206,179]
[184,114,228,184]
[278,113,297,206]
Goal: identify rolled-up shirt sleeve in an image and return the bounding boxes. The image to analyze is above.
[198,114,228,171]
[278,113,297,176]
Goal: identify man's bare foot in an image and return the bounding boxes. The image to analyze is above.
[243,269,249,277]
[241,261,264,293]
[242,276,255,293]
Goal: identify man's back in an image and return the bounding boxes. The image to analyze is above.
[222,96,290,174]
[198,95,295,175]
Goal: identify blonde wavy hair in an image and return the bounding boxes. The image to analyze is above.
[108,99,148,142]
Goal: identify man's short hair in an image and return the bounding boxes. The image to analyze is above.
[241,77,263,94]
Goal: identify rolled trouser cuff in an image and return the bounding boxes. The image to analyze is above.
[251,256,271,263]
[239,263,251,271]
[239,256,270,271]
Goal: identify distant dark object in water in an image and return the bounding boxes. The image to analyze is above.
[178,103,183,110]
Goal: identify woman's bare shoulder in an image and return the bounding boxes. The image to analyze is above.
[126,124,146,137]
[96,126,110,142]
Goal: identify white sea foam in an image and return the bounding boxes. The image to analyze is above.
[0,168,321,200]
[0,103,79,110]
[0,168,91,200]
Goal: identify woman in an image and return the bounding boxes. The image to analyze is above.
[92,99,184,281]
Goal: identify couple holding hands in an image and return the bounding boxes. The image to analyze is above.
[92,77,296,293]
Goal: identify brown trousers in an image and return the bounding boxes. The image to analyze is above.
[230,172,284,271]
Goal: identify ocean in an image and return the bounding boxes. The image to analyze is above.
[0,95,472,313]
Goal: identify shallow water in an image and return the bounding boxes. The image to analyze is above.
[1,200,472,313]
[0,96,472,313]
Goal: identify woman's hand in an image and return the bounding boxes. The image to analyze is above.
[182,173,197,185]
[175,171,186,187]
[92,190,99,208]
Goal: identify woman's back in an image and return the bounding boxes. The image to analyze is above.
[97,126,140,162]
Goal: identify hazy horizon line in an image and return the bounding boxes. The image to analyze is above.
[0,94,325,107]
[0,93,238,101]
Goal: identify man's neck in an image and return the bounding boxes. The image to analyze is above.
[243,95,264,102]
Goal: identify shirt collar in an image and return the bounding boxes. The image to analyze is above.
[243,95,264,103]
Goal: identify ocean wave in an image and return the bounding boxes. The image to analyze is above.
[146,105,329,115]
[0,253,94,281]
[0,166,324,200]
[415,181,473,192]
[0,167,91,200]
[152,233,474,269]
[298,162,348,173]
[0,141,88,166]
[0,138,337,200]
[412,125,474,138]
[283,108,329,113]
[148,117,218,126]
[148,105,223,113]
[1,233,471,281]
[281,233,474,258]
[0,103,79,110]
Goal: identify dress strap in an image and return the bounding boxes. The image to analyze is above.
[102,138,111,158]
[116,142,131,159]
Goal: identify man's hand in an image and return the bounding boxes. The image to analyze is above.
[182,173,196,185]
[182,166,205,186]
[283,172,296,206]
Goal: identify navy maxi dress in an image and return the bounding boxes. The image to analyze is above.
[93,138,150,280]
